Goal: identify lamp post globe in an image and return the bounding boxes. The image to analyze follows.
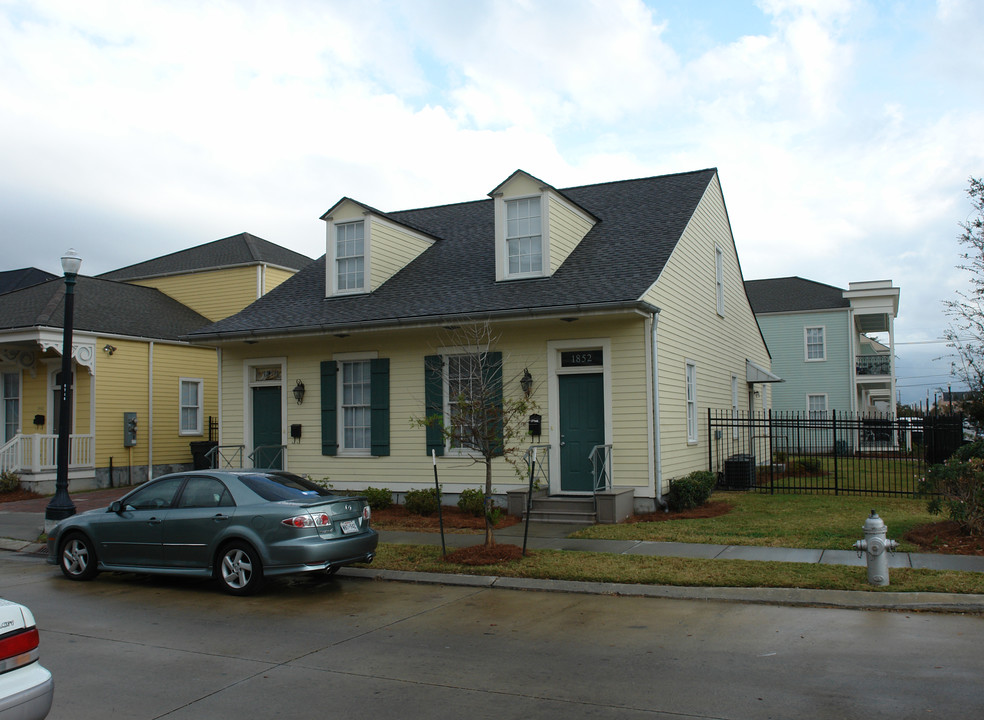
[45,249,81,527]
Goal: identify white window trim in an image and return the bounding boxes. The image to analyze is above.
[1,370,21,442]
[435,346,485,458]
[325,216,371,296]
[494,191,551,281]
[807,393,828,418]
[715,245,725,317]
[179,378,204,436]
[805,326,826,362]
[686,360,698,444]
[333,351,378,457]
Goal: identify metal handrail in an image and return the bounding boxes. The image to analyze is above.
[206,444,244,469]
[249,444,286,469]
[522,444,551,491]
[589,444,613,493]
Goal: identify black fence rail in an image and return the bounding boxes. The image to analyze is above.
[707,410,964,497]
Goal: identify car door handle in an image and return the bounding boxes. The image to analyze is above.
[212,514,230,522]
[148,518,162,525]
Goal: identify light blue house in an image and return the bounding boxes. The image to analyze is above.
[745,277,900,418]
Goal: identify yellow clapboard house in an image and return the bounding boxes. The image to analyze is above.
[190,171,777,521]
[0,233,311,493]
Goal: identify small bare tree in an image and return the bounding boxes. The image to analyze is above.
[416,322,537,548]
[944,177,984,425]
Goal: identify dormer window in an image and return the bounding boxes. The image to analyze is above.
[335,220,365,293]
[506,197,543,276]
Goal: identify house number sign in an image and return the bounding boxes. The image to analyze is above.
[561,350,603,368]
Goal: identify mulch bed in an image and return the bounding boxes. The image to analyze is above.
[624,499,734,523]
[903,521,984,556]
[0,489,44,504]
[371,505,521,532]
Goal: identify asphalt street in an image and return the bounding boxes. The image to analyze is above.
[2,551,984,720]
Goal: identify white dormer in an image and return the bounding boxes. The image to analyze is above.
[321,198,434,297]
[489,170,596,282]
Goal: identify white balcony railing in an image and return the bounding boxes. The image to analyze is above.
[0,433,94,474]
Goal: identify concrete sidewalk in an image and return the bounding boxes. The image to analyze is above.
[5,488,984,611]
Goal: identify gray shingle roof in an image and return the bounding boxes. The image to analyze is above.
[188,169,718,340]
[744,277,848,314]
[0,268,57,295]
[97,232,313,281]
[0,276,212,341]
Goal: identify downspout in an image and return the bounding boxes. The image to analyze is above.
[148,341,154,481]
[650,312,667,509]
[848,308,857,414]
[217,347,223,446]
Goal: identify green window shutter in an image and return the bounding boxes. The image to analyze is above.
[424,355,445,457]
[320,360,338,456]
[370,358,390,457]
[484,352,504,456]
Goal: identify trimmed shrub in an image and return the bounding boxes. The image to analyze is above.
[404,487,440,516]
[457,488,486,517]
[792,457,823,474]
[921,440,984,535]
[666,471,716,512]
[363,486,393,511]
[0,470,20,494]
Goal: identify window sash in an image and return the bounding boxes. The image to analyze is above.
[2,372,19,443]
[808,394,827,419]
[806,327,825,360]
[446,355,482,450]
[335,221,365,291]
[686,362,698,443]
[180,380,202,434]
[505,197,542,275]
[341,360,371,451]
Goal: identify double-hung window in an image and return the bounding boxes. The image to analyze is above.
[506,197,542,276]
[805,326,825,361]
[320,358,389,457]
[685,361,698,444]
[179,379,203,435]
[808,394,827,419]
[446,354,483,451]
[335,220,365,292]
[715,245,725,316]
[2,372,19,442]
[341,360,371,454]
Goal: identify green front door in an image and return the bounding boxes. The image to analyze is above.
[559,373,604,492]
[252,386,282,469]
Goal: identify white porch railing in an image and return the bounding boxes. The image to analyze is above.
[0,433,95,474]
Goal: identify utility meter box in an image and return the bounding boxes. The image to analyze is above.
[123,412,138,447]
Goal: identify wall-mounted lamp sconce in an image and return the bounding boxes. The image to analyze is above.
[103,344,117,355]
[520,368,533,397]
[292,379,306,405]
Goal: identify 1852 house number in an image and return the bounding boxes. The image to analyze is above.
[561,350,603,367]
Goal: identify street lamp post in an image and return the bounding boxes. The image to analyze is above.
[45,249,82,527]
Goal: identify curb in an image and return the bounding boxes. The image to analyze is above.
[339,567,984,613]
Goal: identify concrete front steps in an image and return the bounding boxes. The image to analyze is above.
[507,487,635,525]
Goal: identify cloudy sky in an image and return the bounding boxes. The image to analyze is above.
[1,0,981,405]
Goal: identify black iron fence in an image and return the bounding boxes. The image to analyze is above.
[707,410,964,497]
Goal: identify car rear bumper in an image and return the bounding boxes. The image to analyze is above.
[263,529,379,577]
[0,661,53,720]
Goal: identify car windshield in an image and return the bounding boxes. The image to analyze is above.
[239,472,333,502]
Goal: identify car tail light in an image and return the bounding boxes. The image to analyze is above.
[0,627,40,673]
[282,512,332,529]
[363,505,371,521]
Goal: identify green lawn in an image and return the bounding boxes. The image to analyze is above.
[368,544,984,595]
[571,491,938,552]
[365,491,984,594]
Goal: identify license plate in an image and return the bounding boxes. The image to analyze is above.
[340,519,359,534]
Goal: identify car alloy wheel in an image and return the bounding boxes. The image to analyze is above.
[218,541,264,596]
[59,532,100,581]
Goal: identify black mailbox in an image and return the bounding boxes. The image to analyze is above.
[528,414,542,437]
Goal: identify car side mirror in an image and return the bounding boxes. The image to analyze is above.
[109,501,122,514]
